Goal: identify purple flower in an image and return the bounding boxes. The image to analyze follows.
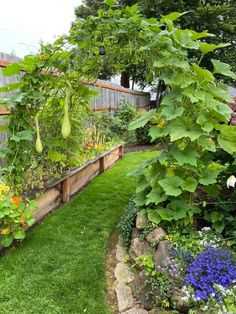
[184,246,236,301]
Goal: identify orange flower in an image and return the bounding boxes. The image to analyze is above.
[12,196,22,207]
[20,214,25,223]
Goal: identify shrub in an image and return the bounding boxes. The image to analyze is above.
[111,101,137,143]
[135,109,153,145]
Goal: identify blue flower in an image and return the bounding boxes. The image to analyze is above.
[184,246,236,301]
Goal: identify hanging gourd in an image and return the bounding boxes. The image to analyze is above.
[34,113,43,153]
[61,84,73,139]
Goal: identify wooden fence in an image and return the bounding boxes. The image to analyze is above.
[0,52,150,112]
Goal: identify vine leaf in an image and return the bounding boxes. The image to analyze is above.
[129,109,155,130]
[149,126,169,141]
[146,188,167,205]
[159,176,183,197]
[199,42,230,55]
[211,59,236,80]
[171,146,199,166]
[217,125,236,154]
[181,177,198,192]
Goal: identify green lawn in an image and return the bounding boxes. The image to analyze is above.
[0,151,155,314]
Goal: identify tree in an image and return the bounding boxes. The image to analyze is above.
[75,0,236,86]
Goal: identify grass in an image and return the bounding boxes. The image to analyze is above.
[0,151,155,314]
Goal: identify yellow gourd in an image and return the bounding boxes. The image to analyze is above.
[34,114,43,153]
[61,85,72,139]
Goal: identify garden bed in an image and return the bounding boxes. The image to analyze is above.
[33,144,124,224]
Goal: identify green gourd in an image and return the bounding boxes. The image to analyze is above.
[34,114,43,153]
[61,85,72,139]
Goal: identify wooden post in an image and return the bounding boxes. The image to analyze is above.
[119,146,124,158]
[100,156,105,173]
[62,178,71,203]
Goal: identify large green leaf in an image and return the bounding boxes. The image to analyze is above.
[217,125,236,154]
[192,64,215,83]
[146,188,167,205]
[181,177,198,192]
[161,105,184,121]
[171,146,199,166]
[199,42,230,55]
[2,63,22,77]
[104,0,115,7]
[207,84,233,103]
[159,176,183,197]
[147,210,161,225]
[149,126,170,141]
[197,137,216,152]
[211,59,236,80]
[210,211,224,223]
[196,112,214,132]
[173,30,199,49]
[160,12,189,23]
[169,119,202,142]
[156,207,174,221]
[199,169,219,185]
[10,130,33,142]
[129,110,155,130]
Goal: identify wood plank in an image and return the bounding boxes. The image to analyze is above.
[33,187,62,222]
[69,160,100,196]
[62,178,71,203]
[103,147,120,170]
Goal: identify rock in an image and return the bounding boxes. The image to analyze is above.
[154,240,174,269]
[116,243,127,262]
[146,228,166,244]
[115,262,135,284]
[132,228,141,239]
[123,308,148,314]
[136,214,148,229]
[131,271,160,311]
[170,290,190,313]
[148,310,172,314]
[115,282,134,312]
[129,238,150,263]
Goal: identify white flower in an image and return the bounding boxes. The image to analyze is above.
[227,175,236,188]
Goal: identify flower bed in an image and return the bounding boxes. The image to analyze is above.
[118,202,236,314]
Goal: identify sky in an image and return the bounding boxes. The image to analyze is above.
[0,0,82,57]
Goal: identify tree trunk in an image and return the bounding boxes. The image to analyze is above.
[120,71,130,88]
[155,80,166,108]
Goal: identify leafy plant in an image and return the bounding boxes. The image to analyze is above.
[111,101,137,143]
[0,182,37,247]
[120,201,138,249]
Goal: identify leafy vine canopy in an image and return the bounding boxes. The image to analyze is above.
[1,0,236,232]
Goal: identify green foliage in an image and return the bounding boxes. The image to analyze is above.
[120,201,138,249]
[0,182,37,247]
[111,101,137,143]
[135,110,153,145]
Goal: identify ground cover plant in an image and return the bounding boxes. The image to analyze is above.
[0,151,155,313]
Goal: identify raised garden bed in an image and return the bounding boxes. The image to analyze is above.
[33,144,124,224]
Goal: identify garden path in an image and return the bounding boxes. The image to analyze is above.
[0,151,155,314]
